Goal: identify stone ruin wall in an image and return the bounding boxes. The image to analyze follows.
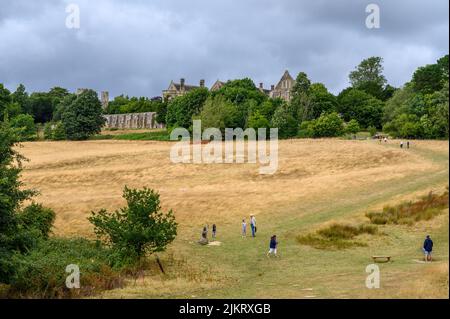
[103,112,165,129]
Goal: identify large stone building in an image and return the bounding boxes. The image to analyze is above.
[269,70,295,101]
[163,70,296,102]
[162,78,206,100]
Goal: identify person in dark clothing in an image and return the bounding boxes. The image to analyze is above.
[266,235,278,257]
[212,224,217,240]
[423,235,434,262]
[407,141,410,149]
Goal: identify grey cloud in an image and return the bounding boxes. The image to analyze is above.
[0,0,448,97]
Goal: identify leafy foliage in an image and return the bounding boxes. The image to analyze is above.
[61,90,105,140]
[9,114,36,141]
[166,88,209,130]
[89,187,177,263]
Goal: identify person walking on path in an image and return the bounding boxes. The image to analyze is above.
[242,219,247,237]
[250,215,257,237]
[423,235,434,262]
[407,141,410,149]
[400,141,404,149]
[212,224,217,240]
[267,235,278,257]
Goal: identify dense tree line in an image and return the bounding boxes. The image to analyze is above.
[0,54,448,141]
[164,54,448,139]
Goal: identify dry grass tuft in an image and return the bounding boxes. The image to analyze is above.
[366,188,449,225]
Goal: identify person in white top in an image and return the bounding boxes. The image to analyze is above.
[250,215,256,237]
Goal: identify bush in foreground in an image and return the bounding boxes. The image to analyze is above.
[8,238,122,298]
[89,187,178,264]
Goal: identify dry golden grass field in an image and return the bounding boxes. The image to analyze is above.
[18,137,449,298]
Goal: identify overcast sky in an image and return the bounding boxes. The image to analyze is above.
[0,0,448,98]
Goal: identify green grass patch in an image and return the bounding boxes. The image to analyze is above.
[89,130,171,141]
[113,130,170,141]
[366,189,449,225]
[297,224,378,250]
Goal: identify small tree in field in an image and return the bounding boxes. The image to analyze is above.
[88,187,177,263]
[346,119,360,135]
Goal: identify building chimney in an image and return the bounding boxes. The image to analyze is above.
[259,83,263,89]
[271,85,275,91]
[180,78,185,90]
[200,79,205,88]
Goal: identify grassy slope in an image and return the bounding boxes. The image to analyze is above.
[101,140,449,299]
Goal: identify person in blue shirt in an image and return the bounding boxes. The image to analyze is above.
[266,235,278,257]
[423,235,434,262]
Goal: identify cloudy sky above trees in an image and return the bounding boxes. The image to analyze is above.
[0,0,448,98]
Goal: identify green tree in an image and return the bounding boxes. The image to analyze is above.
[247,111,270,131]
[53,94,76,121]
[0,84,12,121]
[198,95,240,132]
[337,88,383,128]
[412,63,444,95]
[89,187,177,262]
[271,105,298,138]
[11,84,29,114]
[9,114,36,141]
[166,88,209,130]
[346,119,360,134]
[349,57,387,100]
[5,102,23,119]
[52,122,67,140]
[289,72,312,121]
[437,54,449,82]
[0,124,36,282]
[61,90,105,140]
[311,112,344,137]
[28,92,53,123]
[308,83,338,119]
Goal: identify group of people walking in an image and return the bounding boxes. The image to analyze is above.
[199,215,279,257]
[198,222,433,261]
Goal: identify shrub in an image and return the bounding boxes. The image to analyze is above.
[298,112,344,138]
[366,189,448,225]
[271,105,298,138]
[52,121,67,140]
[346,119,360,135]
[18,203,55,239]
[8,238,121,298]
[43,122,53,140]
[9,114,36,141]
[89,187,178,264]
[367,126,377,137]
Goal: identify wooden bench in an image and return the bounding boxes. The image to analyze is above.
[372,256,391,263]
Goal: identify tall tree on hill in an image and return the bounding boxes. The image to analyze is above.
[349,56,392,100]
[11,84,29,114]
[412,63,444,95]
[0,84,12,121]
[289,72,312,121]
